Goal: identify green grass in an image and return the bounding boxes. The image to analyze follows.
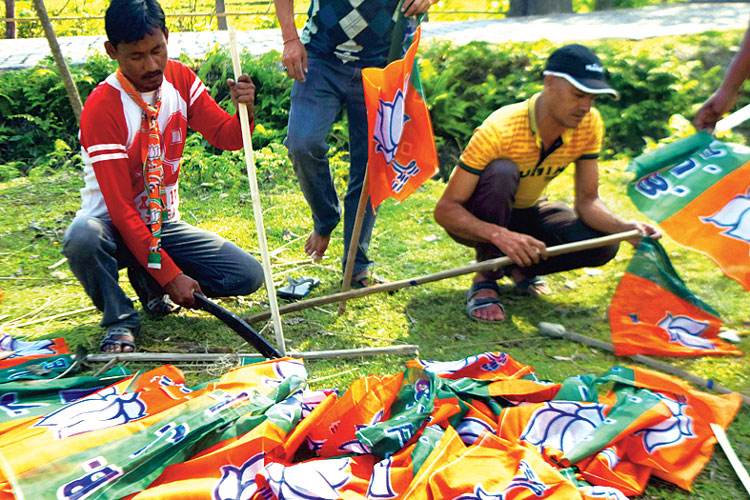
[1,142,749,498]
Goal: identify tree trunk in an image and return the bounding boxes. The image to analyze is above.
[507,0,573,16]
[31,0,83,124]
[595,0,617,9]
[216,0,227,30]
[4,0,15,39]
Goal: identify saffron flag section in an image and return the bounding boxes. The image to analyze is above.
[362,25,438,209]
[627,131,750,290]
[609,238,741,357]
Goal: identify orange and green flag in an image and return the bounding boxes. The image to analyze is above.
[597,365,742,491]
[362,23,438,209]
[609,238,741,357]
[627,131,750,290]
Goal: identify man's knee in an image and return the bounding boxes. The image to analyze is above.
[284,131,327,163]
[586,242,620,267]
[62,217,108,261]
[482,159,520,186]
[223,253,264,296]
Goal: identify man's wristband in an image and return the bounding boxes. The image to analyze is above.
[283,36,299,45]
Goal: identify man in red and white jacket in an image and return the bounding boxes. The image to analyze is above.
[63,0,263,352]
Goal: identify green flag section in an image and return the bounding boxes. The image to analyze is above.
[627,132,750,290]
[609,238,741,357]
[0,353,741,499]
[362,24,438,209]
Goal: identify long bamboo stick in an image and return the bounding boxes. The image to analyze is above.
[245,229,640,324]
[538,322,750,407]
[82,344,419,363]
[228,28,286,356]
[339,172,370,313]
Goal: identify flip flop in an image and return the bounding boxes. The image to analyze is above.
[350,270,387,289]
[465,280,505,323]
[277,276,321,300]
[100,327,137,353]
[514,276,550,297]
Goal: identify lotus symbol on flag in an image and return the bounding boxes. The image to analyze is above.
[521,401,605,455]
[456,417,496,445]
[214,454,265,500]
[391,160,419,193]
[0,334,56,358]
[263,457,351,500]
[453,461,548,499]
[636,393,694,453]
[700,190,750,250]
[34,387,147,439]
[373,85,409,166]
[656,313,716,350]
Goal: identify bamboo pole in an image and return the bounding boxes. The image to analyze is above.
[31,0,82,123]
[339,172,370,313]
[538,322,750,407]
[228,28,286,356]
[82,344,419,363]
[245,229,640,324]
[710,423,750,496]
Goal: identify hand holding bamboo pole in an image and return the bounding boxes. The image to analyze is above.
[228,28,286,356]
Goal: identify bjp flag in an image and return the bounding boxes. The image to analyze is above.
[609,238,741,357]
[627,131,750,290]
[362,25,438,209]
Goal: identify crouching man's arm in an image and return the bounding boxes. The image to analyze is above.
[574,158,661,246]
[434,166,547,267]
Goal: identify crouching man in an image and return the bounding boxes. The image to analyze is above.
[63,0,263,351]
[434,44,659,323]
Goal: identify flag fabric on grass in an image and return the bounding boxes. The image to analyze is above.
[362,24,438,209]
[609,237,741,357]
[0,335,69,370]
[627,131,750,290]
[598,365,742,491]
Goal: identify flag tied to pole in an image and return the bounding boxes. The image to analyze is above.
[627,132,750,290]
[609,238,741,357]
[362,25,438,209]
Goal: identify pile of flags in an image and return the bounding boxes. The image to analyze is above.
[0,346,740,499]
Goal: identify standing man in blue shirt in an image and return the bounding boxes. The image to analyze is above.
[274,0,433,288]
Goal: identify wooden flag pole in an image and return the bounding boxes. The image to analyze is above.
[246,229,640,324]
[339,170,370,313]
[710,423,750,496]
[228,28,286,356]
[714,103,750,134]
[538,322,750,407]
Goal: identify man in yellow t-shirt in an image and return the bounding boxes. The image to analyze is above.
[434,44,660,323]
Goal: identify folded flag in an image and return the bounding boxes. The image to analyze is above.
[362,24,438,209]
[609,237,741,357]
[627,131,750,290]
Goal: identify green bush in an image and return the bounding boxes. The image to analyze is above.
[0,30,744,182]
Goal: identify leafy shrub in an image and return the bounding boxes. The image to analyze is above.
[0,29,744,183]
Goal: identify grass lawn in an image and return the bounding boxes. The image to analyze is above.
[0,141,748,498]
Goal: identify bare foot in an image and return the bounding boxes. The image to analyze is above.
[510,269,551,296]
[304,231,330,261]
[468,275,505,322]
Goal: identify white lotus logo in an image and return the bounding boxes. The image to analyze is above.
[656,313,716,350]
[262,457,351,500]
[520,401,605,455]
[0,334,56,358]
[373,81,409,166]
[213,454,264,500]
[34,386,147,439]
[635,393,694,453]
[701,190,750,250]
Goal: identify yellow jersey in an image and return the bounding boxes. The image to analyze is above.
[458,93,603,208]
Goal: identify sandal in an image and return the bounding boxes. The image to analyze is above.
[145,294,181,316]
[277,276,321,300]
[514,276,550,297]
[466,280,505,323]
[350,270,387,289]
[100,327,137,353]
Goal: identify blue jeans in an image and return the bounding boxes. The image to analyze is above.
[284,53,376,276]
[62,216,264,330]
